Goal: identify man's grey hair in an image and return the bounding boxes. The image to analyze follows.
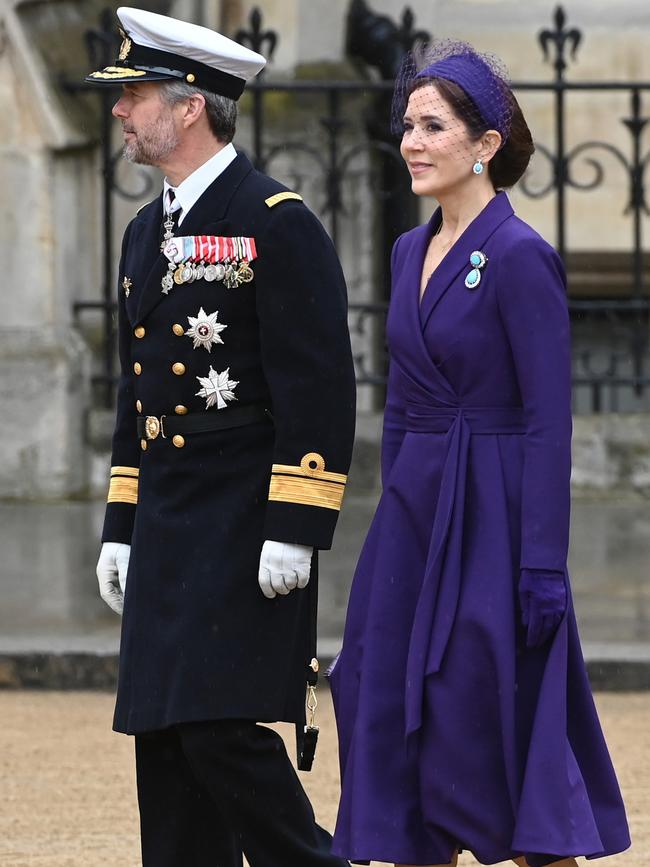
[160,80,237,143]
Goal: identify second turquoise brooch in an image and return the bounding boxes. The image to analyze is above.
[464,250,488,289]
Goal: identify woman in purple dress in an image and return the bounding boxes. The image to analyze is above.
[329,42,630,867]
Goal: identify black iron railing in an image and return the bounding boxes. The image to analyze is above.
[68,4,650,413]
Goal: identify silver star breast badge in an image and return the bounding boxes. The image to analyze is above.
[185,308,227,351]
[195,366,239,410]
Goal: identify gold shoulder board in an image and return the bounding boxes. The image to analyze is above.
[265,192,303,208]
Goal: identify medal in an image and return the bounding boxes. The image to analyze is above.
[204,264,218,282]
[224,263,239,289]
[237,262,254,284]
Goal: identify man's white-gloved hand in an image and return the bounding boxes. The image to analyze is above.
[258,541,313,599]
[96,542,131,615]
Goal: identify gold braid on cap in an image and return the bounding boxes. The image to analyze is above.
[89,67,147,79]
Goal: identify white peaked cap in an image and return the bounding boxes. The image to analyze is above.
[85,6,266,98]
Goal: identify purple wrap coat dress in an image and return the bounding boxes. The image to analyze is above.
[329,193,630,866]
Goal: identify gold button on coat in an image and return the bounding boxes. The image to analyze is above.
[134,362,142,375]
[136,400,142,413]
[172,362,186,375]
[172,324,184,336]
[140,439,147,451]
[172,435,185,448]
[175,405,188,415]
[134,326,145,338]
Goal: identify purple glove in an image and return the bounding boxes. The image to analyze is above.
[518,569,567,648]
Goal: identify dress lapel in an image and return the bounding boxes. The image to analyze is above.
[134,152,255,324]
[418,192,514,332]
[389,221,457,404]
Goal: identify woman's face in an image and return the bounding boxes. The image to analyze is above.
[400,83,480,198]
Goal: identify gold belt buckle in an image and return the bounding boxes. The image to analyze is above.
[144,415,167,440]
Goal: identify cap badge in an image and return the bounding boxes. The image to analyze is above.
[118,36,132,61]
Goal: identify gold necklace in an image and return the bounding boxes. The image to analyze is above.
[423,223,452,286]
[433,221,453,250]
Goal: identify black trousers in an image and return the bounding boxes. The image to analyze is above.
[135,719,349,867]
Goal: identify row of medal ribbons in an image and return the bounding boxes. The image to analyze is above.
[161,235,257,292]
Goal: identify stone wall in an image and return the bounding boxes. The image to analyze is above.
[0,0,100,497]
[572,413,650,494]
[351,411,650,496]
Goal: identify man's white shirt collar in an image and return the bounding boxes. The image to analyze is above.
[163,142,237,226]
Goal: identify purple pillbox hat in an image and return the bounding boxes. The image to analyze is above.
[391,40,513,143]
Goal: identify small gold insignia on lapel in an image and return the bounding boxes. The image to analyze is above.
[122,276,132,297]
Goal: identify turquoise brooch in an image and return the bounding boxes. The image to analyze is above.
[464,250,488,289]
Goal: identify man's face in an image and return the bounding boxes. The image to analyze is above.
[112,82,179,166]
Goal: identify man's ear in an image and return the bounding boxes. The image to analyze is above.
[182,93,206,129]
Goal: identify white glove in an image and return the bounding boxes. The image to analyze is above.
[96,542,131,615]
[258,541,313,599]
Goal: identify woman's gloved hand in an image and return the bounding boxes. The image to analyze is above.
[519,568,567,648]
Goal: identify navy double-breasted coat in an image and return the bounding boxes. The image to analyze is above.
[103,152,356,734]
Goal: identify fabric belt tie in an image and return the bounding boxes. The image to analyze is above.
[137,404,270,440]
[404,404,526,740]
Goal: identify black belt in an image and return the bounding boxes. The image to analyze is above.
[137,404,270,441]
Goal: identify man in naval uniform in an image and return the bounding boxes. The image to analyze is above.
[89,8,355,866]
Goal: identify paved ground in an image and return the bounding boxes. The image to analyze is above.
[0,689,645,867]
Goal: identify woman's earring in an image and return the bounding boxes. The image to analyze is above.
[472,159,484,175]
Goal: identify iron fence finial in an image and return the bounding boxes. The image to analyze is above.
[234,7,277,74]
[397,6,430,55]
[538,4,582,79]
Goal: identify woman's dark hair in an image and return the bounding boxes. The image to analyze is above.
[411,77,534,189]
